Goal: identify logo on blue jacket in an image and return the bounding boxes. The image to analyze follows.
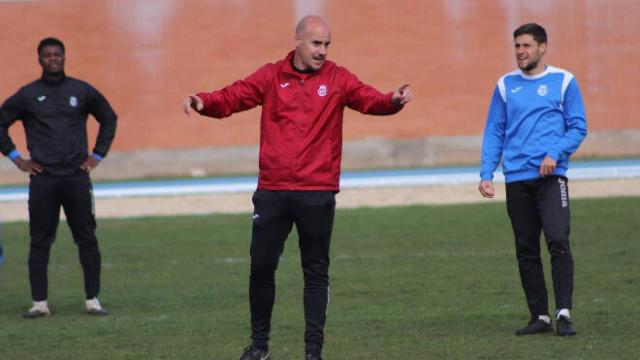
[537,84,548,96]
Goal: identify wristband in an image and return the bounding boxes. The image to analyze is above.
[8,149,21,161]
[92,153,103,161]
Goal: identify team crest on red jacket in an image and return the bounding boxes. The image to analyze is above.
[317,84,328,97]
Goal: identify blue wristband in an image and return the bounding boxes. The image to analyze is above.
[92,153,103,161]
[8,149,21,161]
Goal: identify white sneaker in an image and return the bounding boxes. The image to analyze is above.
[23,300,50,319]
[556,308,571,319]
[85,297,109,316]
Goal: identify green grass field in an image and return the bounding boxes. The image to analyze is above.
[1,197,639,359]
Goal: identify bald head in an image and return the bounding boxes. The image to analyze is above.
[293,15,331,71]
[295,15,331,36]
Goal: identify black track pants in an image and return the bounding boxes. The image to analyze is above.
[249,190,335,357]
[28,172,101,301]
[506,176,573,318]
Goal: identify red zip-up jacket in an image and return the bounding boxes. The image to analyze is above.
[197,51,403,191]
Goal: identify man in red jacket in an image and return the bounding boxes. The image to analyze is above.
[183,15,412,360]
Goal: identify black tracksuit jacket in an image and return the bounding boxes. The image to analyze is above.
[0,74,117,175]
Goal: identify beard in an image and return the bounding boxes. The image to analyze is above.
[519,58,540,72]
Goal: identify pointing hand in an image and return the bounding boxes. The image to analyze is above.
[392,84,413,106]
[183,95,204,115]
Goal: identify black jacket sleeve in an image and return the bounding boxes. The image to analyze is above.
[0,90,24,156]
[88,86,117,157]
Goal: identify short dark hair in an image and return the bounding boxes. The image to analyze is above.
[37,37,65,55]
[513,23,547,44]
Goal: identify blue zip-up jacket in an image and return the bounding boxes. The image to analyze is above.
[480,65,587,183]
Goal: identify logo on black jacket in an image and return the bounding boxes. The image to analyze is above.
[69,96,78,107]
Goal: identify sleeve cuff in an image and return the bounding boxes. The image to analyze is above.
[8,149,20,161]
[92,153,103,161]
[389,93,404,109]
[480,171,494,181]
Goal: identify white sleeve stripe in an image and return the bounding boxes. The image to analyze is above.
[561,73,574,102]
[497,77,506,102]
[497,70,520,103]
[547,66,574,103]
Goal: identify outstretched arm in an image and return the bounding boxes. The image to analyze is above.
[344,69,411,115]
[182,64,271,119]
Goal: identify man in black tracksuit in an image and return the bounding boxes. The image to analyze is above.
[0,37,117,318]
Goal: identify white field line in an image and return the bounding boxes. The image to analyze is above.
[202,249,517,265]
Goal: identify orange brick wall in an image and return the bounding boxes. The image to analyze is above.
[1,0,638,153]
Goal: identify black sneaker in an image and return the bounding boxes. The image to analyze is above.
[239,345,271,360]
[556,315,577,336]
[305,353,322,360]
[515,318,552,335]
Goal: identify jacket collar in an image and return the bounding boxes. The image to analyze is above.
[281,51,327,78]
[40,72,67,86]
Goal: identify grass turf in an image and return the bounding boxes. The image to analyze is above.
[0,196,638,359]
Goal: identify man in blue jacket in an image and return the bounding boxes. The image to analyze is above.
[479,23,587,336]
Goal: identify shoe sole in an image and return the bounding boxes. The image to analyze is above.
[23,311,49,319]
[515,327,552,335]
[557,331,577,336]
[515,330,552,335]
[86,309,109,316]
